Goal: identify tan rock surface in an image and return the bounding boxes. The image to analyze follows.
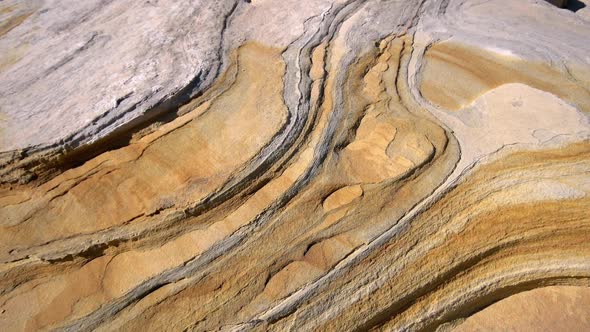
[453,286,590,331]
[0,0,590,331]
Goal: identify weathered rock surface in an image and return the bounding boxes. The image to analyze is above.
[0,0,589,331]
[454,286,590,331]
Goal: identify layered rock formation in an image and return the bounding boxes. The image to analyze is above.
[1,0,589,331]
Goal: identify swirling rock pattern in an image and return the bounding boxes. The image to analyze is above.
[0,0,589,331]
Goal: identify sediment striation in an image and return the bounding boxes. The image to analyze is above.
[1,0,589,330]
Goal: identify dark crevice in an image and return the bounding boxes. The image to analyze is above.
[44,239,123,264]
[568,0,586,12]
[544,0,587,11]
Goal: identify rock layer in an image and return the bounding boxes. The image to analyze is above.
[1,0,590,331]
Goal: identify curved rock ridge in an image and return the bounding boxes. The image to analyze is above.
[0,0,589,331]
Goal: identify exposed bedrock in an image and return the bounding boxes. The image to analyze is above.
[0,0,589,331]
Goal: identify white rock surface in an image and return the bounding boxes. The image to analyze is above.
[0,0,233,151]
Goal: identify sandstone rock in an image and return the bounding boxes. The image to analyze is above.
[0,0,589,331]
[453,286,590,331]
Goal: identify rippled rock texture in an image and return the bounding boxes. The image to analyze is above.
[1,0,590,331]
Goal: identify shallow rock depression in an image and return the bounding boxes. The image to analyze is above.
[1,0,590,331]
